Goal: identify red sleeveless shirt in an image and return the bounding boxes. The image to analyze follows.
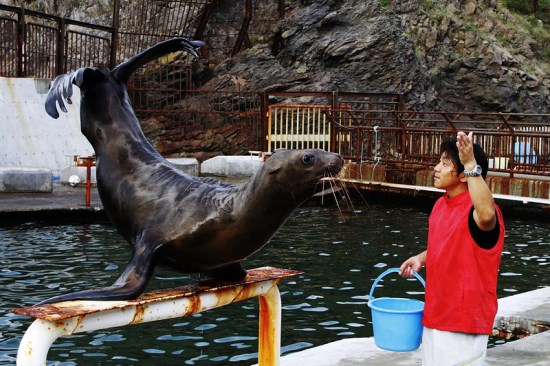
[423,190,505,334]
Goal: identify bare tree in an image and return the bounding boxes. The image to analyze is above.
[533,0,540,17]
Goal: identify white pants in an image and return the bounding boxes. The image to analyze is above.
[421,327,489,366]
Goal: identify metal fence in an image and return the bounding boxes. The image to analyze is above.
[264,101,550,178]
[0,5,116,79]
[0,1,285,79]
[327,109,550,177]
[263,91,404,152]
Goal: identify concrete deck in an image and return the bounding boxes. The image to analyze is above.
[278,287,550,365]
[0,183,103,225]
[278,332,549,365]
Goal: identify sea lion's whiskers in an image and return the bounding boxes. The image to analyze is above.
[337,178,358,215]
[319,175,347,221]
[324,173,357,209]
[338,165,370,208]
[329,179,346,222]
[333,177,360,218]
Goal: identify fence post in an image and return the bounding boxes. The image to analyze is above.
[330,91,339,153]
[110,0,120,68]
[397,111,407,160]
[498,113,516,178]
[194,1,213,41]
[56,17,65,75]
[258,285,282,366]
[260,91,268,152]
[16,6,25,77]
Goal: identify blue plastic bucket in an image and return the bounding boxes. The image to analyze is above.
[367,268,426,352]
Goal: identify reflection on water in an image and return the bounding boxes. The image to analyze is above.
[0,202,548,365]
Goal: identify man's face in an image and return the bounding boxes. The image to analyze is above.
[433,153,461,190]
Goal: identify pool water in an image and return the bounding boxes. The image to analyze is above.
[0,201,548,365]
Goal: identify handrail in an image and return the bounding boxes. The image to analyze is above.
[266,104,549,177]
[0,4,116,33]
[13,266,302,366]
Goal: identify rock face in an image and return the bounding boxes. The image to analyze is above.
[283,1,433,104]
[396,0,549,113]
[206,1,437,110]
[205,0,549,114]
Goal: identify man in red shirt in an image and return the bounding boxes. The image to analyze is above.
[400,131,505,365]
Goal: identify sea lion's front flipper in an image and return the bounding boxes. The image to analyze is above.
[112,38,203,84]
[36,239,160,305]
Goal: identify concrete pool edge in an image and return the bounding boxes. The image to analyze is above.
[274,331,549,366]
[273,287,550,366]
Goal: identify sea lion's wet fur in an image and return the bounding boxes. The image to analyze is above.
[38,38,343,304]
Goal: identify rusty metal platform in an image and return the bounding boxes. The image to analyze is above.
[13,266,302,366]
[13,266,302,321]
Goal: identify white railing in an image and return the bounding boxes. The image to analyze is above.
[267,105,333,152]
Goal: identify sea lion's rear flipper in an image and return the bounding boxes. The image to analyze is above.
[207,262,248,281]
[36,240,160,305]
[45,72,77,119]
[45,67,105,119]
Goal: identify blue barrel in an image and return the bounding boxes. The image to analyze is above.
[367,268,426,352]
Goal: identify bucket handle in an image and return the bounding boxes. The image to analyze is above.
[369,268,425,301]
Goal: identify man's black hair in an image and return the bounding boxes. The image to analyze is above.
[440,139,489,179]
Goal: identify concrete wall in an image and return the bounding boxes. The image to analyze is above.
[415,169,550,200]
[0,167,52,192]
[0,77,93,177]
[201,155,262,176]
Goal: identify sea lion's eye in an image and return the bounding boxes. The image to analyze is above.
[302,154,315,165]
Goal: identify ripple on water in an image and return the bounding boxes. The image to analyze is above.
[283,302,311,310]
[195,323,217,331]
[214,336,256,344]
[228,352,258,362]
[303,307,329,312]
[89,333,126,346]
[500,272,522,276]
[157,335,202,341]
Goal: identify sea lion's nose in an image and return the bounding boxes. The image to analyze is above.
[335,153,344,167]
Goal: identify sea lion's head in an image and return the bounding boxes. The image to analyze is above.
[261,149,343,204]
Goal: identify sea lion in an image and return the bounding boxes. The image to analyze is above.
[38,38,343,304]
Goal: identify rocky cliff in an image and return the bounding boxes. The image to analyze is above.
[205,0,549,113]
[9,0,548,112]
[398,0,549,112]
